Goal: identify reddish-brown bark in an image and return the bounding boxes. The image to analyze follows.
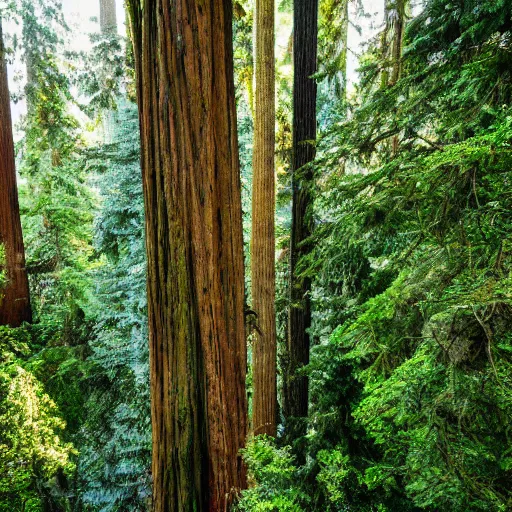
[127,0,247,510]
[251,0,277,437]
[0,19,32,328]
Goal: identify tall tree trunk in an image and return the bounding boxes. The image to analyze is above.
[339,0,349,103]
[0,19,32,327]
[383,0,406,153]
[284,0,318,440]
[100,0,117,35]
[389,0,406,87]
[251,0,277,437]
[127,1,247,510]
[99,0,118,142]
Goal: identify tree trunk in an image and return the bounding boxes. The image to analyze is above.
[251,0,277,437]
[99,0,118,142]
[383,0,406,153]
[339,0,349,103]
[100,0,117,35]
[389,0,406,87]
[127,1,247,510]
[0,19,32,328]
[284,0,318,439]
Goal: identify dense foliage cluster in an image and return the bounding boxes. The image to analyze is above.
[240,1,512,511]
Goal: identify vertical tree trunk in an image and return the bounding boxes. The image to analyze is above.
[284,0,318,439]
[383,0,406,153]
[127,1,247,510]
[339,0,349,103]
[100,0,117,35]
[251,0,277,437]
[99,0,118,142]
[389,0,406,87]
[0,19,32,328]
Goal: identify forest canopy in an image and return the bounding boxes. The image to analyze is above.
[0,0,511,511]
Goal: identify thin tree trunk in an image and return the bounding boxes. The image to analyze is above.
[127,1,247,510]
[0,19,32,327]
[389,0,406,87]
[339,0,349,103]
[383,0,406,153]
[284,0,318,440]
[251,0,277,437]
[99,0,118,142]
[100,0,117,35]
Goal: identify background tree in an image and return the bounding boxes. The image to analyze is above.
[251,0,277,436]
[284,0,319,443]
[127,0,248,509]
[100,0,117,35]
[0,18,32,328]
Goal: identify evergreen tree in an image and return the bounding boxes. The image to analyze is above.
[79,101,151,511]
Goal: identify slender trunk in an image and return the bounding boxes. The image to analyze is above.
[127,1,247,510]
[389,0,406,87]
[0,19,32,327]
[339,0,349,103]
[100,0,117,35]
[383,0,406,153]
[251,0,277,437]
[284,0,318,440]
[99,0,118,142]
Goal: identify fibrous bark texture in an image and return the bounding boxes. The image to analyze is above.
[284,0,318,436]
[0,20,32,328]
[251,0,277,437]
[127,1,247,510]
[100,0,117,35]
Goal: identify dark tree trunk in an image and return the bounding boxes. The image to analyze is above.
[284,0,318,441]
[0,19,32,327]
[251,0,277,437]
[127,0,247,510]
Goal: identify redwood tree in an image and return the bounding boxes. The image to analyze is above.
[284,0,319,437]
[127,1,247,510]
[251,0,277,436]
[0,19,31,327]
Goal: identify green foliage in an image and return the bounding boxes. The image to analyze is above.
[0,326,74,511]
[245,1,512,511]
[77,99,151,511]
[4,0,512,510]
[18,0,96,328]
[236,437,310,511]
[73,30,125,117]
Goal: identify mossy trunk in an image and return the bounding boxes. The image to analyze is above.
[0,19,32,328]
[284,0,318,441]
[389,0,406,87]
[99,0,118,142]
[383,0,406,152]
[251,0,277,437]
[127,0,247,510]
